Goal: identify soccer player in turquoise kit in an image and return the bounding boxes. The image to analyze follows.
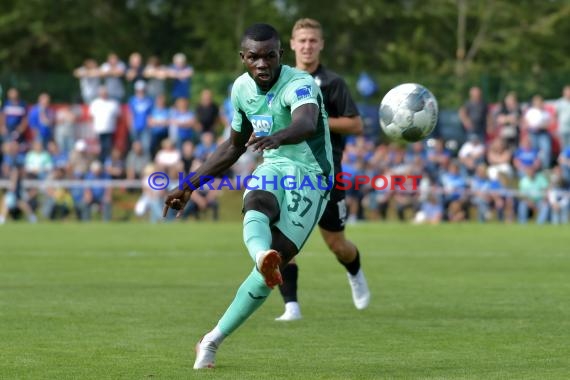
[163,23,333,369]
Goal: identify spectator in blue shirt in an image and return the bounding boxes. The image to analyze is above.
[470,164,491,222]
[148,94,170,159]
[1,88,28,143]
[440,160,469,219]
[195,132,217,162]
[128,80,153,155]
[514,136,541,178]
[170,97,200,150]
[28,93,55,149]
[168,53,193,100]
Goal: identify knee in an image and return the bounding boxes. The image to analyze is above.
[244,191,279,221]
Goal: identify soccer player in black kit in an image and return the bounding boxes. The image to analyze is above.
[276,18,371,321]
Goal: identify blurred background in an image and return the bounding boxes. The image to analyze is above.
[1,0,570,225]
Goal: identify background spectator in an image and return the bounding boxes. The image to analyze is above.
[196,89,220,135]
[127,80,153,154]
[492,91,522,148]
[1,87,28,144]
[555,85,570,151]
[28,92,55,149]
[168,52,193,100]
[522,94,552,170]
[459,86,488,142]
[99,53,126,102]
[148,94,170,159]
[73,59,100,105]
[143,56,167,99]
[89,86,121,162]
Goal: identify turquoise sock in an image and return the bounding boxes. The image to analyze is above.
[217,268,272,336]
[243,210,271,261]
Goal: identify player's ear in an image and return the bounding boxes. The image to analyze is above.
[239,51,245,62]
[279,49,284,59]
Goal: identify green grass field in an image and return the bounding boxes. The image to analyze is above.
[1,222,569,379]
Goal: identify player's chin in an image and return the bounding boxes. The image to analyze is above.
[256,73,272,83]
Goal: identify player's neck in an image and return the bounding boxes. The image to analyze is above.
[296,61,320,75]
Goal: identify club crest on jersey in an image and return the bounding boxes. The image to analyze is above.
[250,115,273,137]
[295,85,313,100]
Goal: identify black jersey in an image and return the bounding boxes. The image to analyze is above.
[310,64,360,172]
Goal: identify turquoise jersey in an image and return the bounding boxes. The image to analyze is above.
[231,65,333,177]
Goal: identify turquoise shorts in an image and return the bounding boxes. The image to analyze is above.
[243,162,330,250]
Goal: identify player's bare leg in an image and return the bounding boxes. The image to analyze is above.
[277,228,369,321]
[320,228,370,310]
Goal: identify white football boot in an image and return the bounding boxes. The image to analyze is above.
[193,338,217,369]
[275,302,302,321]
[348,269,370,310]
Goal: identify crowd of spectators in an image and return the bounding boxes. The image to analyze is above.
[343,85,570,225]
[1,51,570,225]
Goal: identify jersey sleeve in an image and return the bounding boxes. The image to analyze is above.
[230,81,244,132]
[329,77,360,117]
[282,76,319,113]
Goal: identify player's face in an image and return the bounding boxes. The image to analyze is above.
[240,38,283,91]
[290,28,323,66]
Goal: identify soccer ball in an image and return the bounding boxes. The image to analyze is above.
[379,83,438,143]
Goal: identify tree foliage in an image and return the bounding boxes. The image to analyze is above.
[1,0,569,105]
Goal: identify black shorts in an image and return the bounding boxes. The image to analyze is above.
[318,185,347,232]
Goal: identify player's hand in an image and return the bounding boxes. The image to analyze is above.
[246,135,282,152]
[163,188,193,218]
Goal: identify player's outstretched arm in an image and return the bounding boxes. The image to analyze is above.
[328,116,363,135]
[247,103,318,152]
[163,128,250,217]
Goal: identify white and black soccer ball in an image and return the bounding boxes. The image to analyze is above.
[379,83,438,143]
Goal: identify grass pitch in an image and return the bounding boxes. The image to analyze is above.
[1,222,569,379]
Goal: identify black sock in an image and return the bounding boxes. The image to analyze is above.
[278,263,298,303]
[339,250,361,276]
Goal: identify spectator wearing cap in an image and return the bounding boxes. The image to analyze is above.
[168,52,193,100]
[69,139,91,177]
[127,80,153,155]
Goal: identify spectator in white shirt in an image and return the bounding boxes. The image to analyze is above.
[89,86,121,162]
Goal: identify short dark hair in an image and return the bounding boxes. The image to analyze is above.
[241,23,280,44]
